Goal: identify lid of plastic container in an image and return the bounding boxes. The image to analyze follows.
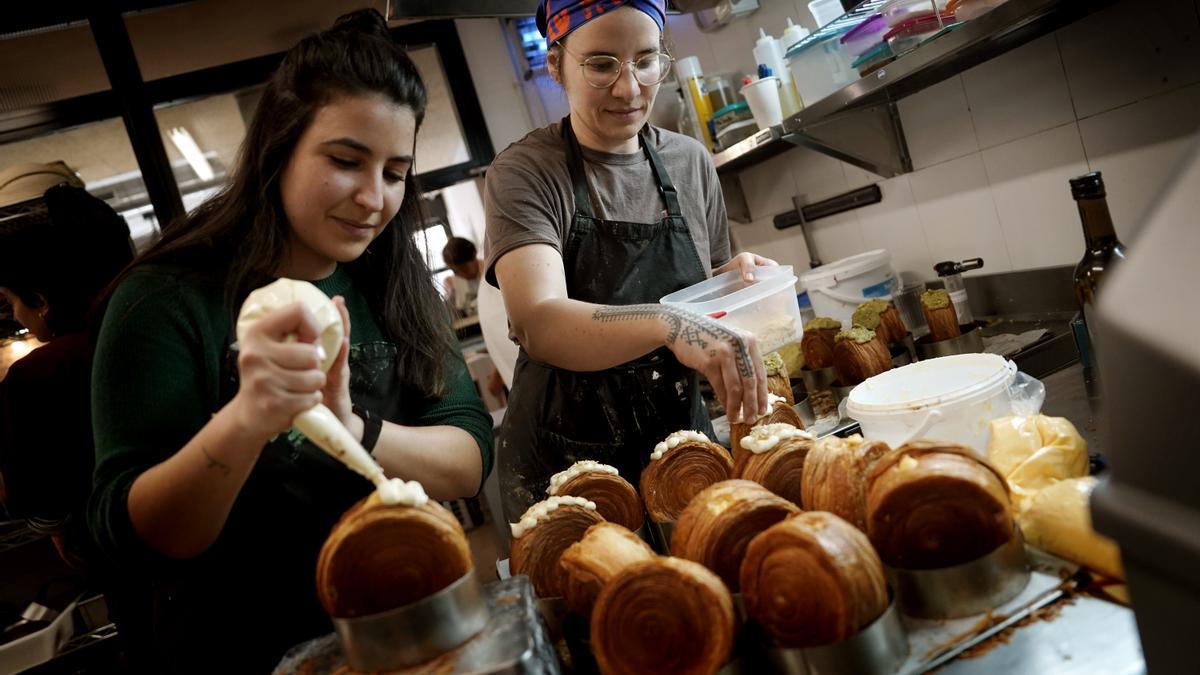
[660,265,796,314]
[841,14,888,44]
[846,353,1016,414]
[883,12,957,40]
[799,249,892,288]
[852,41,896,69]
[712,101,750,119]
[880,0,945,13]
[784,25,854,59]
[677,55,703,79]
[717,118,758,140]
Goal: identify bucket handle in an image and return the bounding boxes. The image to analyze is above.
[898,408,943,446]
[812,285,891,305]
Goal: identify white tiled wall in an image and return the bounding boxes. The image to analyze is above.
[664,0,1200,282]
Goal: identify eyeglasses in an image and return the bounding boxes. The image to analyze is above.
[559,45,675,88]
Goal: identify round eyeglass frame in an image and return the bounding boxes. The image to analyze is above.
[558,44,675,88]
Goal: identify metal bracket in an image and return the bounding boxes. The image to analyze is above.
[783,101,913,178]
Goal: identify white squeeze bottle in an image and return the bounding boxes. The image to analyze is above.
[753,28,801,117]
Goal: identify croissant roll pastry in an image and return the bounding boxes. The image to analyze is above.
[866,441,1014,570]
[316,492,472,618]
[833,326,892,386]
[852,299,907,346]
[801,317,841,370]
[762,351,795,406]
[801,434,892,531]
[560,522,656,617]
[921,289,961,341]
[735,424,816,507]
[730,395,805,469]
[672,479,800,590]
[510,496,605,598]
[591,557,735,675]
[639,430,734,524]
[740,511,889,648]
[548,460,645,532]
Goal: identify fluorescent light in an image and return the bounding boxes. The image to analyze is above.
[168,126,214,182]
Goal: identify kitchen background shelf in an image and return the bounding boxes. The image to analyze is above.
[716,0,1120,221]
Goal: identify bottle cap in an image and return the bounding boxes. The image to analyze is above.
[676,55,703,79]
[757,63,773,78]
[757,27,773,46]
[1069,171,1106,200]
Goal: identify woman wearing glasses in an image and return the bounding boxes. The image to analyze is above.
[484,0,775,522]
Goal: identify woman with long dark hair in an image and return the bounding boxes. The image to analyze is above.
[87,10,492,671]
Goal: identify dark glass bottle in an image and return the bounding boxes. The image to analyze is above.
[1070,172,1127,348]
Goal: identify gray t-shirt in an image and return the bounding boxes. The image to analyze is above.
[484,121,730,287]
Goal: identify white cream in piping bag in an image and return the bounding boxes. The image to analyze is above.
[740,423,814,454]
[650,430,710,461]
[510,495,597,538]
[547,460,619,496]
[238,278,423,506]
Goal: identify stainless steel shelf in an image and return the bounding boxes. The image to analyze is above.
[714,0,1117,179]
[711,125,789,175]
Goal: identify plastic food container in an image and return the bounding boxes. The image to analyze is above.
[808,0,846,28]
[710,101,753,137]
[845,353,1025,452]
[948,0,1009,21]
[840,14,889,57]
[852,41,895,76]
[785,32,857,109]
[880,0,944,27]
[884,12,957,55]
[716,119,758,151]
[798,249,897,328]
[660,265,802,353]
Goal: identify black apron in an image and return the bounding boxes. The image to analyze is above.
[497,117,713,523]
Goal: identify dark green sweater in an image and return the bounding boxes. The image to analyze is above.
[88,264,493,673]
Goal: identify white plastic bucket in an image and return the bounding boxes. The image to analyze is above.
[740,76,783,129]
[845,353,1019,453]
[799,250,897,328]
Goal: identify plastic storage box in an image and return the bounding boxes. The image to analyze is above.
[880,0,944,26]
[840,14,889,57]
[883,12,956,56]
[660,265,802,353]
[786,32,858,109]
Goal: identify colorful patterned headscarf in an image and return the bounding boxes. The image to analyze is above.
[535,0,667,46]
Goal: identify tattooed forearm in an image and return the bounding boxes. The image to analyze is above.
[201,445,232,477]
[591,304,755,378]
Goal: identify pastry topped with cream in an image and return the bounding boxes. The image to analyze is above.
[651,430,710,460]
[741,423,814,454]
[511,495,597,538]
[548,460,620,495]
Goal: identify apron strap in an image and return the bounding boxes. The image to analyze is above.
[561,116,682,221]
[640,127,684,220]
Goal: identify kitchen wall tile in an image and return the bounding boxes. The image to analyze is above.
[789,146,853,203]
[807,211,866,266]
[896,76,979,170]
[1078,82,1200,241]
[909,154,1012,274]
[1057,0,1200,120]
[854,174,937,280]
[962,35,1075,149]
[705,19,758,81]
[740,151,799,221]
[841,162,885,191]
[982,123,1090,270]
[733,215,814,273]
[665,14,717,73]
